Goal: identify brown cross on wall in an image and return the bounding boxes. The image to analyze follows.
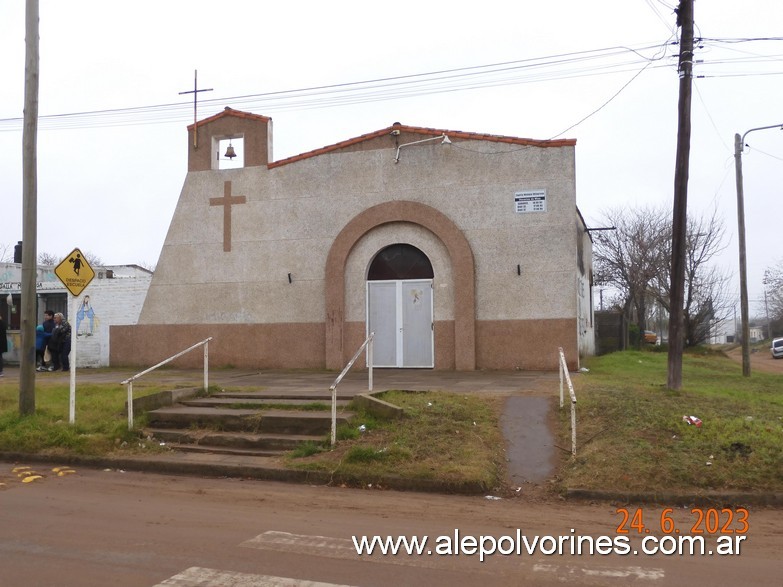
[209,180,246,252]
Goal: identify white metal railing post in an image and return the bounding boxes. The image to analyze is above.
[559,353,564,408]
[558,347,578,456]
[330,383,337,446]
[127,380,134,430]
[571,398,577,457]
[330,332,375,446]
[122,337,213,430]
[203,339,209,392]
[368,332,374,392]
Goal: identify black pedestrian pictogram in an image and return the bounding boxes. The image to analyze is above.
[69,253,83,275]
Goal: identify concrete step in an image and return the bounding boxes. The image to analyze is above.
[162,444,289,457]
[146,428,324,452]
[180,397,348,409]
[214,392,355,401]
[147,406,353,435]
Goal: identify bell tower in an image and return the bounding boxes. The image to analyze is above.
[187,107,272,172]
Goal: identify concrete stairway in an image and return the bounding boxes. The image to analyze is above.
[145,391,355,457]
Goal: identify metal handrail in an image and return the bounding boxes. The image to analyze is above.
[121,337,213,430]
[558,347,577,456]
[329,332,374,446]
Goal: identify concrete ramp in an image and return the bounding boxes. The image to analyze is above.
[501,396,557,485]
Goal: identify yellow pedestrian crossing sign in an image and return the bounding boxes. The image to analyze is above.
[54,248,95,296]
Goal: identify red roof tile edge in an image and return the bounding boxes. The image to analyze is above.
[186,109,575,168]
[269,124,575,169]
[186,107,271,130]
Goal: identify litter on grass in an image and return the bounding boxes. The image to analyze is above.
[682,415,702,427]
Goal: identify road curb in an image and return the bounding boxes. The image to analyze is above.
[0,451,489,495]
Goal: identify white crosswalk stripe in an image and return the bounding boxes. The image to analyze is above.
[240,530,456,571]
[153,566,356,587]
[157,532,667,586]
[241,531,357,558]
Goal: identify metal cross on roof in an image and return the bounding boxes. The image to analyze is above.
[179,69,213,149]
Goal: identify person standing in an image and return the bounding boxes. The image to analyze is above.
[35,324,52,371]
[49,313,72,372]
[0,315,7,377]
[42,310,55,371]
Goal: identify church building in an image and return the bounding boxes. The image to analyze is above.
[111,108,594,371]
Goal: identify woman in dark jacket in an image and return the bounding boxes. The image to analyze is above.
[49,313,72,372]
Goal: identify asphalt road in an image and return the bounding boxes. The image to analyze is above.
[1,462,781,587]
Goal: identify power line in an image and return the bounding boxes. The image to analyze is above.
[550,62,653,139]
[0,42,676,132]
[0,36,779,133]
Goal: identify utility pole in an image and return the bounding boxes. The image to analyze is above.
[667,0,694,390]
[734,124,783,376]
[20,0,39,414]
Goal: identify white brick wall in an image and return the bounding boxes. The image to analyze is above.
[1,263,152,367]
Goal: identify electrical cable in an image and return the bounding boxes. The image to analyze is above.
[0,42,674,132]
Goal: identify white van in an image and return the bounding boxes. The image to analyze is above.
[771,338,783,359]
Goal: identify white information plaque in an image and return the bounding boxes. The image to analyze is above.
[514,189,547,213]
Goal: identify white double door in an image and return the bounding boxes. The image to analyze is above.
[367,279,433,368]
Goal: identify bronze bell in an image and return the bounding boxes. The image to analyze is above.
[224,144,237,159]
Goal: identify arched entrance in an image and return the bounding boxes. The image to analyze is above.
[367,244,434,368]
[325,200,476,371]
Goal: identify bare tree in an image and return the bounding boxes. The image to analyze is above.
[764,261,783,337]
[81,251,104,267]
[38,250,104,267]
[594,206,730,347]
[592,206,670,346]
[654,209,731,345]
[0,243,13,262]
[38,251,59,265]
[137,260,157,272]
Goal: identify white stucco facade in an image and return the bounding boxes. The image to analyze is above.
[114,110,593,371]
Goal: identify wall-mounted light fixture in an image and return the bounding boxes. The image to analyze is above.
[394,134,451,163]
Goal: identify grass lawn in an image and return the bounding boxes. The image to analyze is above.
[0,379,161,456]
[563,347,783,494]
[285,390,507,493]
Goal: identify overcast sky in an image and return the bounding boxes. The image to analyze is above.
[1,1,781,317]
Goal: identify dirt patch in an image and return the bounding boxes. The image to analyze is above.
[725,346,783,375]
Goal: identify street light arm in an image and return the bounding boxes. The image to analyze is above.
[740,123,783,152]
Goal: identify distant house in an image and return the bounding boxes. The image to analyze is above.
[112,108,594,371]
[749,326,764,343]
[1,262,152,367]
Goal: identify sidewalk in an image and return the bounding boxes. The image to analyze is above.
[0,366,561,494]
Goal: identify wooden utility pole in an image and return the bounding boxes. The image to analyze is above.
[667,0,694,390]
[734,123,783,376]
[19,0,40,414]
[734,133,751,377]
